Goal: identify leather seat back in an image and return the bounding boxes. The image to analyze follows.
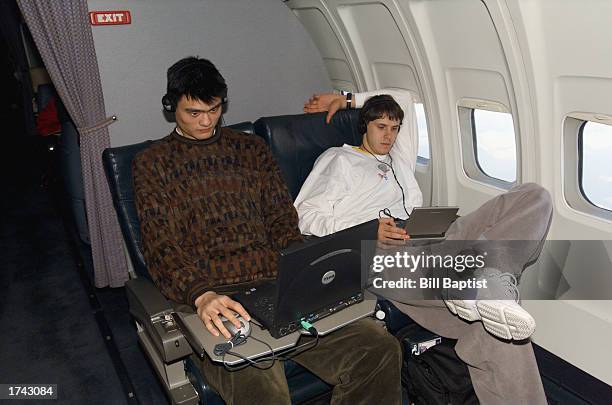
[254,109,361,200]
[103,140,153,279]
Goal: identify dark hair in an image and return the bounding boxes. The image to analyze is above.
[166,56,227,105]
[358,95,404,134]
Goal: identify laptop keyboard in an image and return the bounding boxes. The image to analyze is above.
[252,295,276,325]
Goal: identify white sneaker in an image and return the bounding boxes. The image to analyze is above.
[444,271,536,340]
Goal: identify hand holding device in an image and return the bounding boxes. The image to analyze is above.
[212,316,251,357]
[194,291,251,338]
[220,314,251,338]
[378,218,410,242]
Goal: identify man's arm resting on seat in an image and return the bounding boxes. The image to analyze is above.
[306,89,418,170]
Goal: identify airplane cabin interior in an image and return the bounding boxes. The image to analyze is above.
[1,0,611,404]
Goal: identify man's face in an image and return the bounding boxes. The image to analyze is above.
[175,95,223,140]
[362,115,401,155]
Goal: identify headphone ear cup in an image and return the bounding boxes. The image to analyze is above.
[221,96,228,114]
[161,94,175,112]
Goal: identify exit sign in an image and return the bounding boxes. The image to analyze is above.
[89,11,131,26]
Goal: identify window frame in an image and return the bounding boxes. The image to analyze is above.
[458,99,520,189]
[415,101,431,165]
[564,113,612,220]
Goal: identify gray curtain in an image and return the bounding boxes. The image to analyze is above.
[17,0,128,288]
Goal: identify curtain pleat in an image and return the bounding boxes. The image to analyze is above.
[18,0,129,287]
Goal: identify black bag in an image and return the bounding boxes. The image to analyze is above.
[397,322,479,405]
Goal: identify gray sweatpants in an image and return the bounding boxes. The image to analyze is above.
[386,183,553,404]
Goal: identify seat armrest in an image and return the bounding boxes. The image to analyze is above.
[126,278,192,363]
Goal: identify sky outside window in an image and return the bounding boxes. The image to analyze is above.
[473,109,517,183]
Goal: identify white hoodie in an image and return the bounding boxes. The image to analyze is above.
[294,89,423,236]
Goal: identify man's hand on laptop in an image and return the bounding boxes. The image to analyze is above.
[194,291,251,339]
[377,218,410,248]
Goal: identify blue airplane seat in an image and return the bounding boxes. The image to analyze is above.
[253,109,414,333]
[102,121,332,405]
[254,109,362,200]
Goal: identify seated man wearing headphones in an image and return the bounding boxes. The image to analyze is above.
[132,57,402,405]
[295,90,552,404]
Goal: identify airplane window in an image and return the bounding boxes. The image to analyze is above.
[415,103,430,160]
[472,109,517,183]
[579,121,612,211]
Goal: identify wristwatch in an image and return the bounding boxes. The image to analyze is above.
[341,90,353,109]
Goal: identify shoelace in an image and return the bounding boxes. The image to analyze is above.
[494,272,520,302]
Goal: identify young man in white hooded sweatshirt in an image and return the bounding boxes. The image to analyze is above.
[295,89,552,405]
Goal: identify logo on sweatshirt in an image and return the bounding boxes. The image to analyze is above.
[377,164,389,180]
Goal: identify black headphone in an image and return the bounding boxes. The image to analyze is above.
[161,93,228,113]
[358,95,409,219]
[161,58,228,113]
[357,96,402,134]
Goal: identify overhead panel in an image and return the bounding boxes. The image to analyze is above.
[426,0,512,110]
[448,68,510,110]
[292,7,358,91]
[417,0,517,200]
[336,3,420,94]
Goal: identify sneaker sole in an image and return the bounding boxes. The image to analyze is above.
[445,300,536,340]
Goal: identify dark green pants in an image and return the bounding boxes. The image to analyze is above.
[191,317,402,405]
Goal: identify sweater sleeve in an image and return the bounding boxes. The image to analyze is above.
[258,143,303,250]
[294,149,356,236]
[132,153,211,306]
[354,89,418,172]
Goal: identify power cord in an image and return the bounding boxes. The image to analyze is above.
[277,321,320,360]
[362,146,411,219]
[213,333,249,356]
[222,335,277,371]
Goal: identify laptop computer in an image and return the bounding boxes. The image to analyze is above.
[400,207,459,239]
[234,219,378,338]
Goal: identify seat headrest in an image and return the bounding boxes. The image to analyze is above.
[228,121,255,134]
[254,109,361,200]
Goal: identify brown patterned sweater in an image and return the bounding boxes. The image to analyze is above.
[133,128,302,305]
